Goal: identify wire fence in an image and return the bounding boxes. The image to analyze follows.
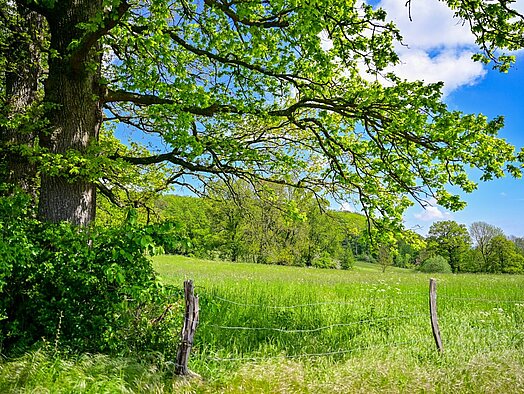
[204,340,423,362]
[210,295,358,309]
[177,279,524,365]
[207,313,428,334]
[438,294,524,304]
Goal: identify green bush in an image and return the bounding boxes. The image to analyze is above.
[312,253,339,269]
[0,188,182,355]
[419,255,452,273]
[501,253,524,274]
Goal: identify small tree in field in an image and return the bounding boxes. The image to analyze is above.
[378,244,393,273]
[419,256,452,274]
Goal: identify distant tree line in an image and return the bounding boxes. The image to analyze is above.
[424,220,524,274]
[96,181,523,274]
[150,181,369,269]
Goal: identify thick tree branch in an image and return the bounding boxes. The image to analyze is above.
[104,89,240,116]
[104,89,175,105]
[110,151,225,174]
[97,181,123,207]
[108,150,326,196]
[163,29,310,88]
[105,87,394,134]
[70,0,130,69]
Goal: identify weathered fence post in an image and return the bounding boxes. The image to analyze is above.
[429,278,443,353]
[175,280,200,376]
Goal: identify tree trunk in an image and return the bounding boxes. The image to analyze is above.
[36,1,103,225]
[0,6,45,197]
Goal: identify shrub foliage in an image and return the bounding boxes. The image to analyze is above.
[419,256,452,274]
[0,188,182,355]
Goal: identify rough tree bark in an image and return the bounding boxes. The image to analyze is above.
[35,0,103,225]
[0,5,45,197]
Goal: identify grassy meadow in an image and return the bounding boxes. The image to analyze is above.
[2,255,524,393]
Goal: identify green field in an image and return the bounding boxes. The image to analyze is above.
[2,255,524,393]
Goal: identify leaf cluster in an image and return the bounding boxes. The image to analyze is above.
[444,0,524,71]
[0,187,182,355]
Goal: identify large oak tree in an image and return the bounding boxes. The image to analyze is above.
[1,0,523,233]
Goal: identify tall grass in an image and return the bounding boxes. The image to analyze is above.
[1,255,523,393]
[155,255,524,392]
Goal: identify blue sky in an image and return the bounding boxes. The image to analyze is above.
[404,60,524,237]
[373,0,524,237]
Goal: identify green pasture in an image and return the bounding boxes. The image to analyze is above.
[2,255,524,393]
[154,255,524,393]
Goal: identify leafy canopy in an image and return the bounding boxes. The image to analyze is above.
[6,0,524,234]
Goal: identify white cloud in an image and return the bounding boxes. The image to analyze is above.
[378,0,476,50]
[340,201,356,212]
[413,199,452,222]
[392,49,486,95]
[375,0,487,95]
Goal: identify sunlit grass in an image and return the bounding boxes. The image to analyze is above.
[0,349,173,393]
[2,255,523,393]
[155,255,524,391]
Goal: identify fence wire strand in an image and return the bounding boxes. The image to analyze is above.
[206,313,427,334]
[439,294,524,304]
[204,340,423,362]
[207,295,357,309]
[198,286,523,307]
[467,327,524,335]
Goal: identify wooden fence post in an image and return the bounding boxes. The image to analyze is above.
[175,280,200,376]
[429,278,443,353]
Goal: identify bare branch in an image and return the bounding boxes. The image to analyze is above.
[204,0,293,28]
